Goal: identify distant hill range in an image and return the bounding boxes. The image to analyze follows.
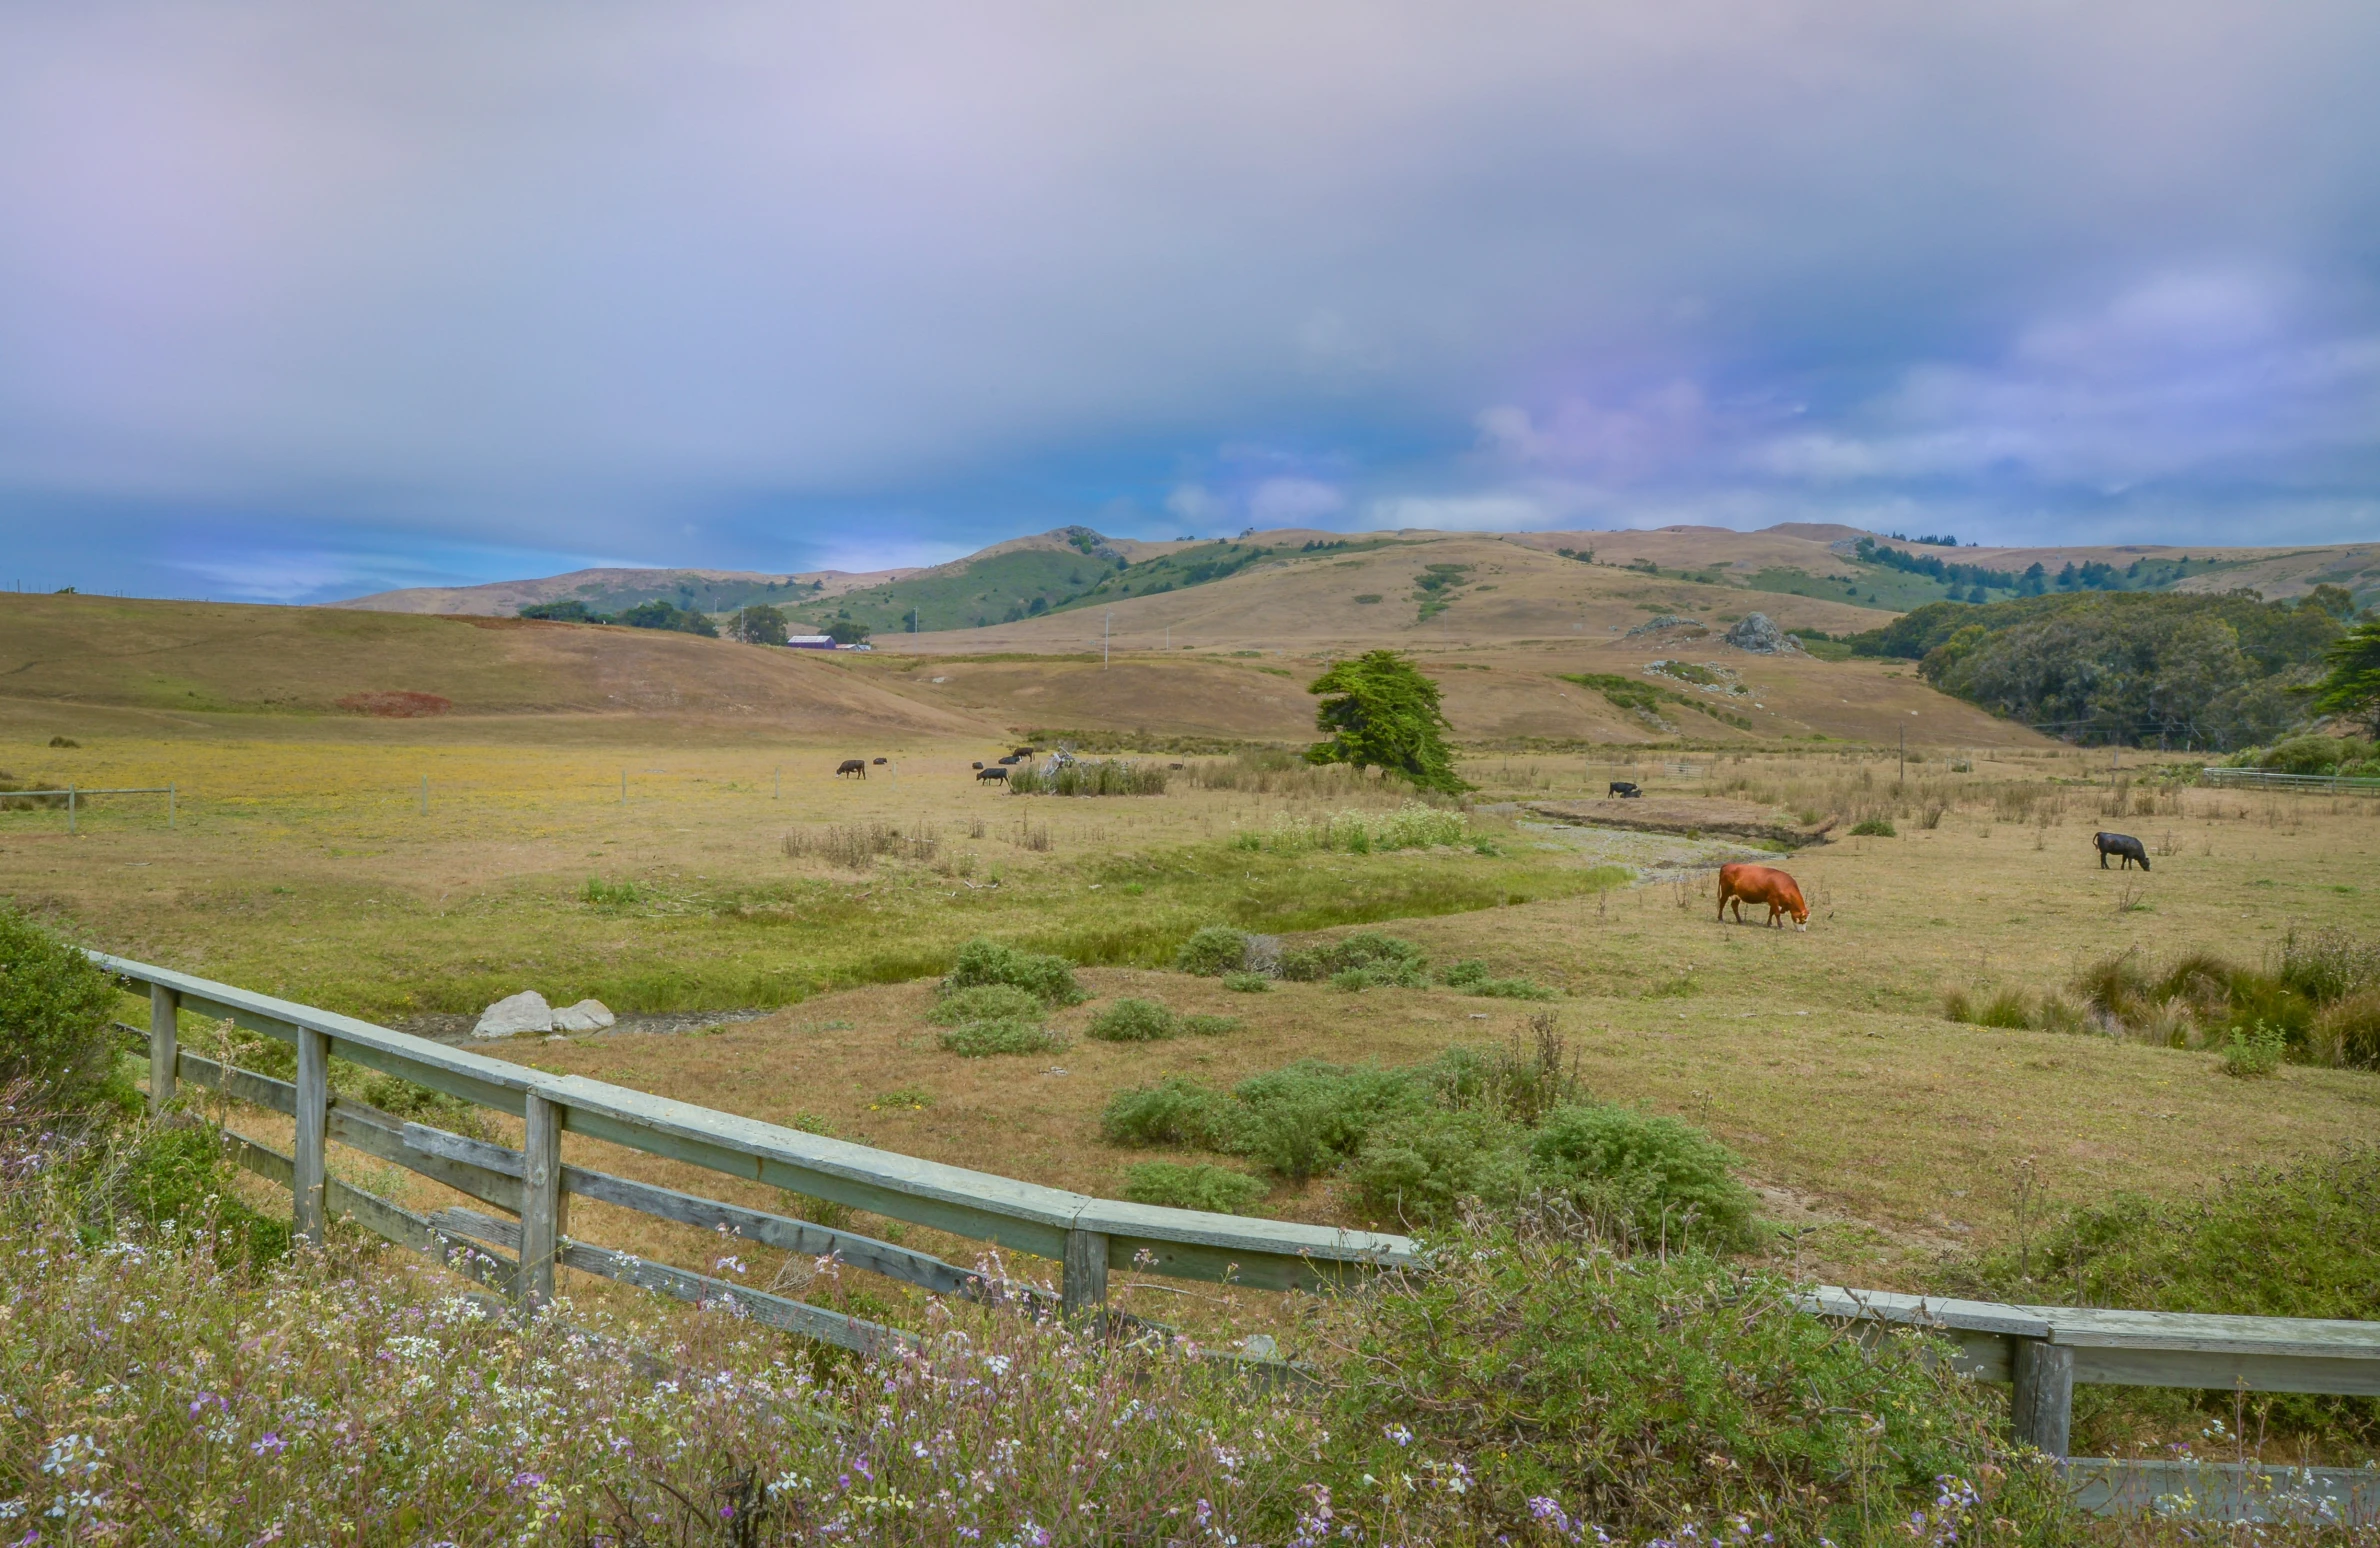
[336,522,2380,638]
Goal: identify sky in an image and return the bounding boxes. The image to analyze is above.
[3,1,2377,602]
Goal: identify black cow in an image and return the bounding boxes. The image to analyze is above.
[977,766,1009,784]
[997,754,1020,765]
[1609,781,1642,799]
[1012,746,1035,757]
[871,757,888,765]
[834,759,867,779]
[971,761,985,769]
[2095,832,2150,870]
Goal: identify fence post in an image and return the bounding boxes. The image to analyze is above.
[147,984,179,1114]
[167,783,175,829]
[1062,1227,1109,1326]
[293,1028,329,1246]
[67,784,76,835]
[520,1092,566,1310]
[2012,1339,2074,1457]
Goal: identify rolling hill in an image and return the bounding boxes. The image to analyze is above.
[339,565,917,618]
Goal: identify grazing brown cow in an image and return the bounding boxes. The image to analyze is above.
[1716,862,1808,931]
[834,759,867,779]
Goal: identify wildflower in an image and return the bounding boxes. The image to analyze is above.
[249,1434,285,1456]
[1383,1423,1413,1448]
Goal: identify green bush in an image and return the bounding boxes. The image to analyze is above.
[1280,930,1426,985]
[2221,1021,2286,1077]
[0,905,125,1111]
[1219,972,1270,993]
[940,938,1084,1006]
[1466,976,1557,1001]
[114,1122,292,1268]
[1850,817,1897,837]
[1223,1062,1431,1182]
[1947,1142,2380,1446]
[937,1019,1066,1057]
[1100,1076,1238,1150]
[1306,1214,2064,1545]
[2279,925,2380,1004]
[1172,926,1249,977]
[1527,1103,1760,1250]
[580,877,642,909]
[1438,959,1490,988]
[925,983,1046,1026]
[2259,733,2349,774]
[1119,1161,1269,1215]
[1180,1013,1241,1037]
[1348,1107,1525,1225]
[1084,997,1180,1042]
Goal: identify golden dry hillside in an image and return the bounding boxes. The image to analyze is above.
[0,594,999,742]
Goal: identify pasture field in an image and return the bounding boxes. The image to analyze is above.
[6,704,2377,1325]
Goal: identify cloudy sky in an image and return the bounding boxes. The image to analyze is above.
[4,2,2377,601]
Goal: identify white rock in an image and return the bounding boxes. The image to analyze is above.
[473,990,553,1039]
[552,999,616,1033]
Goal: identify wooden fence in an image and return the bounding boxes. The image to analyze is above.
[91,952,2380,1523]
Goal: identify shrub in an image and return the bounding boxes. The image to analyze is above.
[938,1018,1066,1057]
[1466,976,1557,1001]
[1119,1161,1269,1215]
[1278,930,1426,985]
[1849,817,1897,836]
[1940,988,1973,1023]
[1946,1142,2380,1446]
[1438,959,1491,988]
[1180,1013,1240,1037]
[1305,1212,2064,1545]
[925,983,1045,1027]
[1084,997,1180,1042]
[2034,992,2089,1036]
[1527,1103,1760,1251]
[1220,972,1271,993]
[1348,1107,1525,1225]
[1975,988,2032,1029]
[2279,925,2380,1005]
[0,904,124,1111]
[940,938,1084,1006]
[1227,1062,1433,1181]
[2221,1021,2286,1078]
[1172,925,1250,977]
[581,877,643,908]
[113,1122,292,1268]
[1100,1076,1238,1150]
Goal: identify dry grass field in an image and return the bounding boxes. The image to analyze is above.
[7,591,2376,1352]
[11,692,2376,1325]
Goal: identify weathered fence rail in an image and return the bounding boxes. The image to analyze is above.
[96,952,1414,1353]
[1,783,175,832]
[2199,766,2380,795]
[92,952,2380,1523]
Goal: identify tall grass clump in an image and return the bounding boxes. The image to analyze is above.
[783,820,937,867]
[940,938,1085,1006]
[1229,803,1468,856]
[1007,759,1168,796]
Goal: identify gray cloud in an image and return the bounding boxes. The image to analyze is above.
[2,1,2376,597]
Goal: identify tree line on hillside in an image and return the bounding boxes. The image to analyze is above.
[516,599,869,645]
[1844,587,2360,749]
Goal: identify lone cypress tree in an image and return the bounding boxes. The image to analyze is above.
[2310,617,2380,737]
[1304,649,1467,793]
